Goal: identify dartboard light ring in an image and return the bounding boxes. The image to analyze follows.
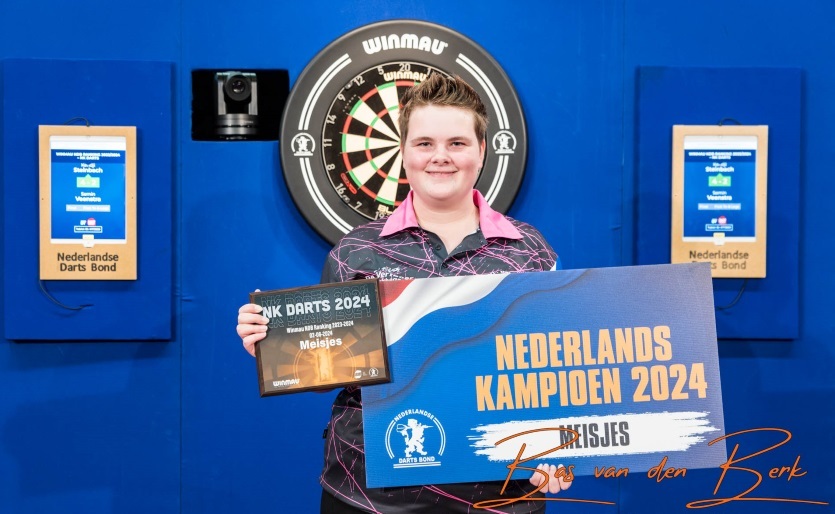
[280,19,527,245]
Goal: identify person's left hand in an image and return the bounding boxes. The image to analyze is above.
[529,463,572,494]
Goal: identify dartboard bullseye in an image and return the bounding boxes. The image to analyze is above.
[280,20,527,244]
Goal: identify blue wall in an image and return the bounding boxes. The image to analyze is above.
[2,1,833,513]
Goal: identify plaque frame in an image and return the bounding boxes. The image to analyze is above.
[252,278,391,396]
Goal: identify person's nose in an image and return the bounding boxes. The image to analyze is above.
[431,145,450,164]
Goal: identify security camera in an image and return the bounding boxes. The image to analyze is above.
[191,68,288,141]
[215,71,259,139]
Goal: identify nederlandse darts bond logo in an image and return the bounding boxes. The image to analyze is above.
[386,409,446,469]
[279,19,528,244]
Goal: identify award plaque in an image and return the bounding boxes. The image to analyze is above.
[251,278,390,396]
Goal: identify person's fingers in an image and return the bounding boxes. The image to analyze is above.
[528,463,573,494]
[238,302,263,314]
[238,291,267,357]
[237,311,269,326]
[545,464,559,494]
[242,331,267,357]
[236,320,268,339]
[528,463,548,490]
[557,464,572,491]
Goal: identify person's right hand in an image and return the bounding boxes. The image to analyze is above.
[237,298,269,357]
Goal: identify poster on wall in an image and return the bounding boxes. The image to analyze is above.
[671,125,768,278]
[39,125,137,280]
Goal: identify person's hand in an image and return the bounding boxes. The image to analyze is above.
[237,292,269,357]
[529,463,572,494]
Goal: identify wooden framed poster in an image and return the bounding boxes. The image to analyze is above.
[39,125,137,280]
[671,125,768,278]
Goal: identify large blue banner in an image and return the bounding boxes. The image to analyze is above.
[363,263,726,488]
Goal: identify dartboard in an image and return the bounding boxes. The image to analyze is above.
[280,20,527,245]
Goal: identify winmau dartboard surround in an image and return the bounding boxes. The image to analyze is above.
[280,20,527,245]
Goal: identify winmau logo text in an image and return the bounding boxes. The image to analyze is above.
[362,33,449,55]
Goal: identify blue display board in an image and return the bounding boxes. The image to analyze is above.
[2,59,173,340]
[636,66,801,339]
[362,264,726,490]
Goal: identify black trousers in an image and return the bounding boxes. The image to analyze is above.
[320,490,369,514]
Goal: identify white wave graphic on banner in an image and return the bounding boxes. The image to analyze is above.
[470,411,720,461]
[383,274,507,346]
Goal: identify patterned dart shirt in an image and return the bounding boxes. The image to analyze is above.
[320,190,559,513]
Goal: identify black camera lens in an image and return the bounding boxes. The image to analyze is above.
[224,74,251,102]
[229,78,246,94]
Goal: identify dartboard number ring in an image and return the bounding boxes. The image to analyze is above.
[280,20,527,245]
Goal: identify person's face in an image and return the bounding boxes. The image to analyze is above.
[401,105,486,210]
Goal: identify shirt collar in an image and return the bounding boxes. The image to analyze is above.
[380,190,522,240]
